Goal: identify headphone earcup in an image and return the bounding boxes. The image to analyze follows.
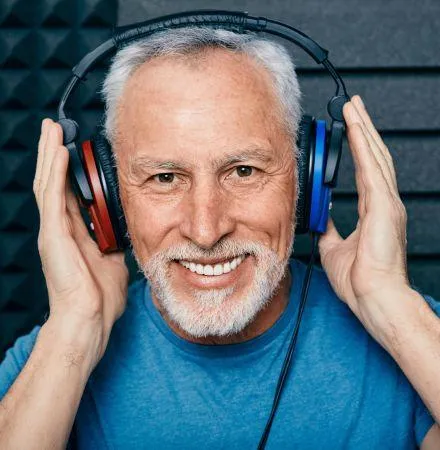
[295,115,314,234]
[90,133,128,250]
[308,120,331,234]
[80,133,128,253]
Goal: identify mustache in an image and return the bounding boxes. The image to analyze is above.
[146,239,279,265]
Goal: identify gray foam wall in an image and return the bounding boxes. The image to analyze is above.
[0,0,117,359]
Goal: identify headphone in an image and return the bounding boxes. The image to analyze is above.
[57,9,349,254]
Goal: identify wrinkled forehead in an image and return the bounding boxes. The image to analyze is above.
[113,48,291,166]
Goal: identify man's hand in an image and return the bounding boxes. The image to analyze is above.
[34,119,128,368]
[0,120,129,449]
[319,95,440,442]
[319,95,410,323]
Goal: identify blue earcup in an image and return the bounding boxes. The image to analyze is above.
[309,120,331,234]
[296,116,332,235]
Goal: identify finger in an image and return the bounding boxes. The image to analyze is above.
[39,148,91,295]
[34,118,52,209]
[354,162,367,219]
[346,114,368,218]
[351,95,398,191]
[65,178,97,247]
[319,217,343,260]
[43,145,70,233]
[319,216,343,247]
[351,96,387,150]
[346,123,392,214]
[344,102,394,192]
[38,122,64,214]
[44,146,98,255]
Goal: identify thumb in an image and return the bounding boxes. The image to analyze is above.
[318,217,343,259]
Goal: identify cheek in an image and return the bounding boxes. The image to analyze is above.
[121,190,181,258]
[232,183,295,246]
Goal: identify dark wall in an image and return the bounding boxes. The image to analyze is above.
[0,0,118,359]
[0,0,439,360]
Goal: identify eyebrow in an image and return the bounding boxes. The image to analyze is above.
[213,147,273,170]
[130,158,188,172]
[129,145,274,175]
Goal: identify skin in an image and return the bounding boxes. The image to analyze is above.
[115,49,296,345]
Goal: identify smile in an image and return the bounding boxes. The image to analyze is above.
[178,255,246,276]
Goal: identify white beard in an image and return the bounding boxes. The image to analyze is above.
[135,238,293,338]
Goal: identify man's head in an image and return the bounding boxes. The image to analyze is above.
[101,27,302,338]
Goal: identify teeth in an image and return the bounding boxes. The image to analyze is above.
[213,264,223,275]
[178,255,246,276]
[203,265,214,276]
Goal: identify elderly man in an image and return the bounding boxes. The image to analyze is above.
[0,27,439,449]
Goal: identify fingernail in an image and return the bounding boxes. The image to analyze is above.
[42,118,52,131]
[48,124,56,138]
[356,95,365,108]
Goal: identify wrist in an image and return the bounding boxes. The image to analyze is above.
[354,285,428,354]
[40,313,105,375]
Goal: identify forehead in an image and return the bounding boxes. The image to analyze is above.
[115,48,288,165]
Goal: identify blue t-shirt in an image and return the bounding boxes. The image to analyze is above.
[0,259,438,449]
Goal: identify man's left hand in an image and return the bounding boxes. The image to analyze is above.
[319,95,411,324]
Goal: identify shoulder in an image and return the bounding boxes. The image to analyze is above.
[291,258,339,300]
[293,258,440,322]
[98,277,148,360]
[291,258,353,321]
[113,277,147,329]
[0,325,41,400]
[415,289,440,316]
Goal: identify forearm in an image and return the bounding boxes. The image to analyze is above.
[357,286,440,425]
[0,317,100,449]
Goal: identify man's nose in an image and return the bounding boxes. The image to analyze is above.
[179,181,235,249]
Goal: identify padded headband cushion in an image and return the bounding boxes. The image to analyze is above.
[91,132,128,249]
[295,115,314,234]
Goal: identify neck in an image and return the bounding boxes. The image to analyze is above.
[151,268,292,345]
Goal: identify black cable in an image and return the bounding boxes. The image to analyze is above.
[257,233,319,449]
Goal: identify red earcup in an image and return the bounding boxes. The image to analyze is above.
[81,140,118,253]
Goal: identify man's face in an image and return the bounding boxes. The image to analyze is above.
[115,49,297,337]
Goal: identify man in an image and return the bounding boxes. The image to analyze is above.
[0,26,439,449]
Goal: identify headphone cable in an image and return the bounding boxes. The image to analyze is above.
[257,232,319,449]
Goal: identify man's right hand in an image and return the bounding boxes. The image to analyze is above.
[34,118,129,369]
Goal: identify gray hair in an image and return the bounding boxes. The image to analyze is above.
[101,27,302,157]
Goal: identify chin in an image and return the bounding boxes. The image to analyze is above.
[140,242,290,338]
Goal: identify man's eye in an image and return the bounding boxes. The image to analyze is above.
[155,173,175,183]
[236,166,253,177]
